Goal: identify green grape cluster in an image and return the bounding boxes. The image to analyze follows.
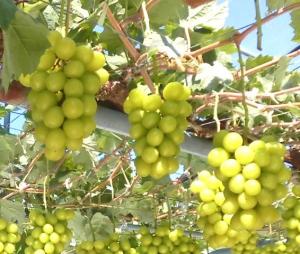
[281,185,300,244]
[25,209,74,254]
[190,131,291,248]
[137,225,202,254]
[208,131,290,229]
[231,232,257,254]
[0,218,21,254]
[76,233,137,254]
[191,170,247,248]
[254,241,300,254]
[124,82,192,179]
[22,31,109,161]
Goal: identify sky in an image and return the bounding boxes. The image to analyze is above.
[224,0,299,58]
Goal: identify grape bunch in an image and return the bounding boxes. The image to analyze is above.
[281,185,300,243]
[190,131,290,248]
[207,131,289,230]
[76,233,137,254]
[0,218,21,254]
[124,82,192,179]
[231,232,257,254]
[24,209,74,254]
[22,31,109,161]
[191,170,249,248]
[137,225,202,254]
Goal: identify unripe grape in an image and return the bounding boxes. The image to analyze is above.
[54,37,76,60]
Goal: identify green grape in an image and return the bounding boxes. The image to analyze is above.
[222,132,243,153]
[45,71,66,92]
[86,52,106,71]
[62,97,84,119]
[81,95,97,116]
[207,148,230,168]
[30,71,48,91]
[63,119,84,139]
[64,79,84,97]
[47,31,62,47]
[37,50,56,71]
[43,106,64,129]
[81,73,101,94]
[64,60,85,78]
[146,128,164,146]
[35,91,57,112]
[81,116,96,137]
[96,68,110,85]
[54,37,76,60]
[45,128,66,150]
[142,112,160,129]
[159,116,177,133]
[143,94,163,112]
[74,45,93,65]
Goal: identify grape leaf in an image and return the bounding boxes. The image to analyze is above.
[0,0,17,29]
[246,55,273,70]
[90,212,114,239]
[143,31,188,58]
[290,9,300,42]
[111,197,154,223]
[274,56,290,90]
[182,0,229,30]
[149,0,188,25]
[0,136,15,165]
[1,11,49,91]
[69,212,114,241]
[0,200,26,226]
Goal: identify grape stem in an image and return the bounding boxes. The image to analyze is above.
[236,43,250,140]
[104,3,156,93]
[65,0,72,34]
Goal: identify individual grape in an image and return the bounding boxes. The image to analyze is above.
[53,37,76,60]
[86,52,105,71]
[37,50,56,71]
[96,68,110,85]
[64,60,85,78]
[43,106,64,129]
[64,79,84,97]
[30,71,48,91]
[46,71,66,92]
[74,45,93,65]
[63,119,84,139]
[222,132,243,153]
[62,98,84,119]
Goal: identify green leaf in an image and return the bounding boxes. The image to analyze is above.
[182,1,228,30]
[90,212,114,239]
[143,31,187,57]
[22,1,48,18]
[68,212,94,241]
[149,0,188,25]
[0,136,15,165]
[191,62,233,91]
[69,212,114,241]
[111,197,154,223]
[290,9,300,42]
[99,25,123,53]
[1,11,49,91]
[274,56,290,90]
[245,55,273,70]
[0,200,26,226]
[0,0,17,29]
